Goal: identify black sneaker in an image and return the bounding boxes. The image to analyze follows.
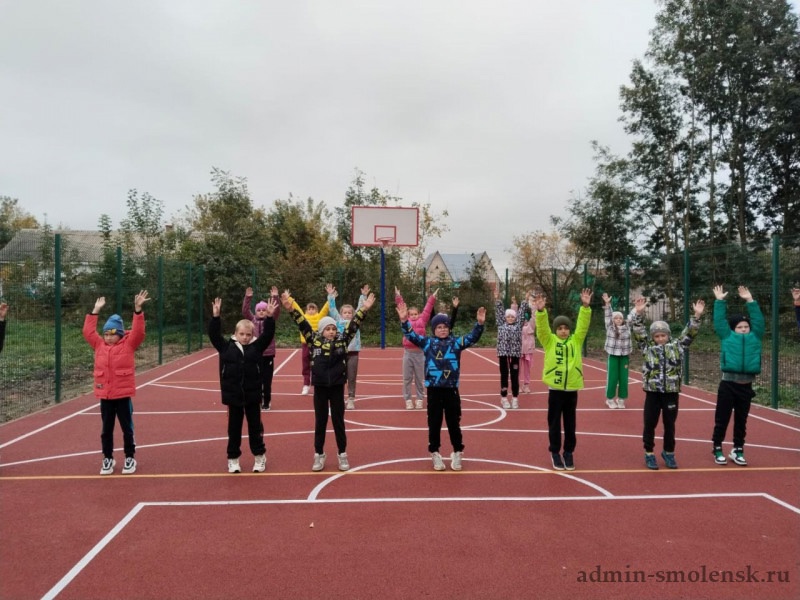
[644,453,658,470]
[562,452,575,471]
[551,452,565,471]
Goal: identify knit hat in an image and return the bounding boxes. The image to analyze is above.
[612,311,624,321]
[430,313,449,330]
[103,314,125,337]
[649,321,670,336]
[317,316,337,333]
[505,309,517,319]
[728,314,750,330]
[552,315,572,330]
[255,301,269,311]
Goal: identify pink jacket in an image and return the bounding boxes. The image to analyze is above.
[82,312,145,400]
[395,291,436,351]
[522,320,535,355]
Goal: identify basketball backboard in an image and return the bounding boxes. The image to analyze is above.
[351,206,419,247]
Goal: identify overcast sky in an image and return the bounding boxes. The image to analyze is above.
[3,1,796,275]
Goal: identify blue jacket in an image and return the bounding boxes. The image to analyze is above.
[401,320,483,388]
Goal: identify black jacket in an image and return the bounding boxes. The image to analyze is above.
[208,316,275,407]
[291,307,366,387]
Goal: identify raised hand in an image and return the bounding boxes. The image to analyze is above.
[263,297,278,317]
[361,284,371,296]
[362,292,376,311]
[325,283,336,297]
[452,296,459,308]
[792,288,800,305]
[134,290,150,311]
[633,296,647,314]
[476,306,486,325]
[245,287,254,298]
[0,303,8,320]
[93,297,106,314]
[738,286,753,302]
[580,288,593,307]
[533,294,546,312]
[280,290,293,310]
[713,285,727,300]
[270,286,279,297]
[212,297,222,317]
[602,292,612,305]
[396,302,408,322]
[693,299,706,318]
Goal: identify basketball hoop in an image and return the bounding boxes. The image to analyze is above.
[376,236,395,250]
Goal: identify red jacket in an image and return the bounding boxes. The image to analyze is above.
[395,292,436,352]
[82,312,146,400]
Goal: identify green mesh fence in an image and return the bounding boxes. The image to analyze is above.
[0,234,205,422]
[508,235,800,410]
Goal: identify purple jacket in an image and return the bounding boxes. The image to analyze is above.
[242,292,281,357]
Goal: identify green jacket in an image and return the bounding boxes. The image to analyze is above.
[535,306,591,391]
[713,299,764,375]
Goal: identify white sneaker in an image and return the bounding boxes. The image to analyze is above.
[312,452,327,471]
[337,452,350,471]
[227,458,241,473]
[253,454,267,473]
[501,396,511,409]
[346,397,355,410]
[616,398,626,409]
[100,457,115,475]
[605,398,618,409]
[301,385,310,395]
[431,451,446,471]
[122,457,137,475]
[415,399,423,409]
[511,397,519,409]
[450,451,463,471]
[405,399,414,410]
[522,384,531,394]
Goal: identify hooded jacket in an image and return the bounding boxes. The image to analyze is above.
[631,313,700,393]
[395,291,436,352]
[208,316,276,407]
[536,306,591,391]
[83,311,146,400]
[713,299,764,376]
[241,292,281,357]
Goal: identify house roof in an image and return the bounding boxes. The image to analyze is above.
[0,229,145,262]
[424,251,496,281]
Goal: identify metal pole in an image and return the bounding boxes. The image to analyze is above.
[54,234,62,404]
[683,248,690,384]
[771,235,779,409]
[380,246,386,349]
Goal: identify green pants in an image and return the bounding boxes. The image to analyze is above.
[606,354,629,399]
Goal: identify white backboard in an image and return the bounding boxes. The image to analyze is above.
[351,206,419,247]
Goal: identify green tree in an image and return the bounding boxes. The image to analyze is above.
[0,196,39,248]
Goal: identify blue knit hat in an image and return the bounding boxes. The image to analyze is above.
[431,313,449,330]
[103,314,125,337]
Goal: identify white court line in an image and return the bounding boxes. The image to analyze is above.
[0,352,219,450]
[38,490,800,600]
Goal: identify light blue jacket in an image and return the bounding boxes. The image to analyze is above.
[328,294,366,352]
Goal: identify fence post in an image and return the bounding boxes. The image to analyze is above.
[504,269,509,306]
[198,265,205,349]
[683,248,691,384]
[157,256,164,365]
[115,246,123,314]
[552,269,558,315]
[186,263,193,354]
[54,234,62,404]
[624,257,630,315]
[583,263,588,356]
[771,235,780,409]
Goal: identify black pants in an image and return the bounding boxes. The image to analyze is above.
[259,355,275,408]
[313,384,347,454]
[427,387,464,453]
[499,356,520,398]
[100,398,135,459]
[643,391,679,453]
[712,380,754,448]
[227,403,266,458]
[547,389,578,453]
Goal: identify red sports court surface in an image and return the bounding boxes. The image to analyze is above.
[1,347,798,599]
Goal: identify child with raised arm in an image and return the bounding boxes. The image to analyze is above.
[209,297,278,473]
[395,286,437,409]
[602,292,632,409]
[327,283,370,409]
[520,293,535,394]
[397,302,486,471]
[283,289,375,472]
[242,285,281,410]
[0,302,7,354]
[711,285,765,466]
[630,295,705,470]
[534,289,592,471]
[494,289,529,409]
[793,288,800,331]
[83,290,150,475]
[291,291,330,395]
